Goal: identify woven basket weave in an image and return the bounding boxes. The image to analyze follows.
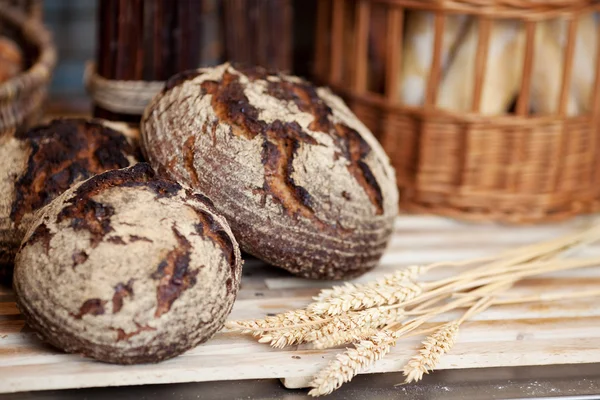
[0,4,56,135]
[314,0,600,223]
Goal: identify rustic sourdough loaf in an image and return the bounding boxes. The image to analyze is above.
[142,63,398,280]
[0,118,139,283]
[14,163,242,364]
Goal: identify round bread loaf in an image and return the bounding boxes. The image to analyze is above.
[14,163,242,364]
[0,118,140,282]
[142,63,398,280]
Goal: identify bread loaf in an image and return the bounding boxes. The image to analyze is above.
[530,13,596,115]
[14,163,242,364]
[398,11,470,105]
[437,19,525,114]
[142,63,398,280]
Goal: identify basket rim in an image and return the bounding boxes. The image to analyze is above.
[0,5,57,101]
[360,0,600,19]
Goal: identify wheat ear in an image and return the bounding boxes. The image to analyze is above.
[402,322,460,384]
[308,330,397,397]
[225,309,320,334]
[308,280,423,316]
[312,265,423,302]
[306,307,405,343]
[401,295,496,384]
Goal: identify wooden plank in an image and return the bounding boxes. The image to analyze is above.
[1,215,600,393]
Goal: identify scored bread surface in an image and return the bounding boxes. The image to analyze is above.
[142,63,398,279]
[13,163,242,364]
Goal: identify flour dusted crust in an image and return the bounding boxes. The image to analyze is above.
[13,163,242,364]
[0,118,140,281]
[142,63,399,280]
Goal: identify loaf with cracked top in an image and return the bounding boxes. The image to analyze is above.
[13,163,242,364]
[142,63,398,280]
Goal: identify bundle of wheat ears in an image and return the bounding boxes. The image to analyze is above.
[226,222,600,396]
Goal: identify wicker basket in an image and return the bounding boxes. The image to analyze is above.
[314,0,600,223]
[0,4,56,135]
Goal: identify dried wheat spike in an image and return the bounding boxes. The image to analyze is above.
[258,322,327,348]
[402,322,460,384]
[313,265,423,302]
[312,327,380,349]
[308,330,397,396]
[225,309,317,332]
[306,307,404,343]
[308,280,423,316]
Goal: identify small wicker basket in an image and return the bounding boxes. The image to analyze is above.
[0,4,56,135]
[314,0,600,223]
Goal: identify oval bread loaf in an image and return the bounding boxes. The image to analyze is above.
[142,63,398,280]
[14,163,242,364]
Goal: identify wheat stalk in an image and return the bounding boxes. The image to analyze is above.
[306,307,405,343]
[402,322,460,384]
[312,265,423,302]
[225,309,320,333]
[308,330,397,397]
[401,295,496,385]
[308,280,423,316]
[227,223,600,396]
[312,327,380,349]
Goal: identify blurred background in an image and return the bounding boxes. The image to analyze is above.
[44,0,95,99]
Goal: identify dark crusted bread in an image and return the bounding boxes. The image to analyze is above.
[0,118,140,283]
[13,163,242,364]
[142,63,398,280]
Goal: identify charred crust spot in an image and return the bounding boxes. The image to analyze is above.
[183,135,200,187]
[152,226,198,318]
[129,235,153,243]
[26,223,53,253]
[189,191,215,209]
[122,178,181,198]
[163,69,203,92]
[72,250,88,268]
[57,198,115,248]
[334,124,384,215]
[201,73,266,140]
[112,279,134,313]
[73,299,106,319]
[107,236,126,245]
[191,206,236,276]
[11,119,137,225]
[113,322,156,342]
[65,163,178,203]
[261,125,331,230]
[266,80,334,133]
[56,164,183,246]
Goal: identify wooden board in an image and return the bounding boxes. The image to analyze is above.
[2,215,600,393]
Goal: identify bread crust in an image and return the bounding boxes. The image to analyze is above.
[14,163,242,364]
[142,64,398,280]
[0,118,140,279]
